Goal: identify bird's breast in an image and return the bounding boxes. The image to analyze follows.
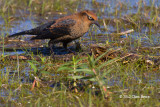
[70,22,89,39]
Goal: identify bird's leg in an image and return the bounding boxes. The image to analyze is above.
[74,41,82,51]
[63,42,76,54]
[48,40,55,56]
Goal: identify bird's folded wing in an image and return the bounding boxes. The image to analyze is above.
[49,19,76,36]
[31,19,76,40]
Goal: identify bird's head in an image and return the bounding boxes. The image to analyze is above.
[79,10,100,28]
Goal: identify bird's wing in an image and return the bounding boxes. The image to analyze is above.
[49,19,76,36]
[31,19,76,40]
[33,21,56,34]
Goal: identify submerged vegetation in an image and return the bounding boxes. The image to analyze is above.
[0,0,160,106]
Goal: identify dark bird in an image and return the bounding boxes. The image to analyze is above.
[8,10,100,53]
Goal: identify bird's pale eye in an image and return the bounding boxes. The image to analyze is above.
[88,16,94,20]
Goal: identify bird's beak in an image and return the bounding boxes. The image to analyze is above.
[93,21,100,29]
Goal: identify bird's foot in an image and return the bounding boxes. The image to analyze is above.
[49,47,55,58]
[74,41,82,51]
[50,53,55,59]
[66,48,77,55]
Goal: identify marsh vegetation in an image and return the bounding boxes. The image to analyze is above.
[0,0,160,106]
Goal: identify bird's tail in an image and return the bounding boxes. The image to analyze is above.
[8,21,56,38]
[8,30,31,38]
